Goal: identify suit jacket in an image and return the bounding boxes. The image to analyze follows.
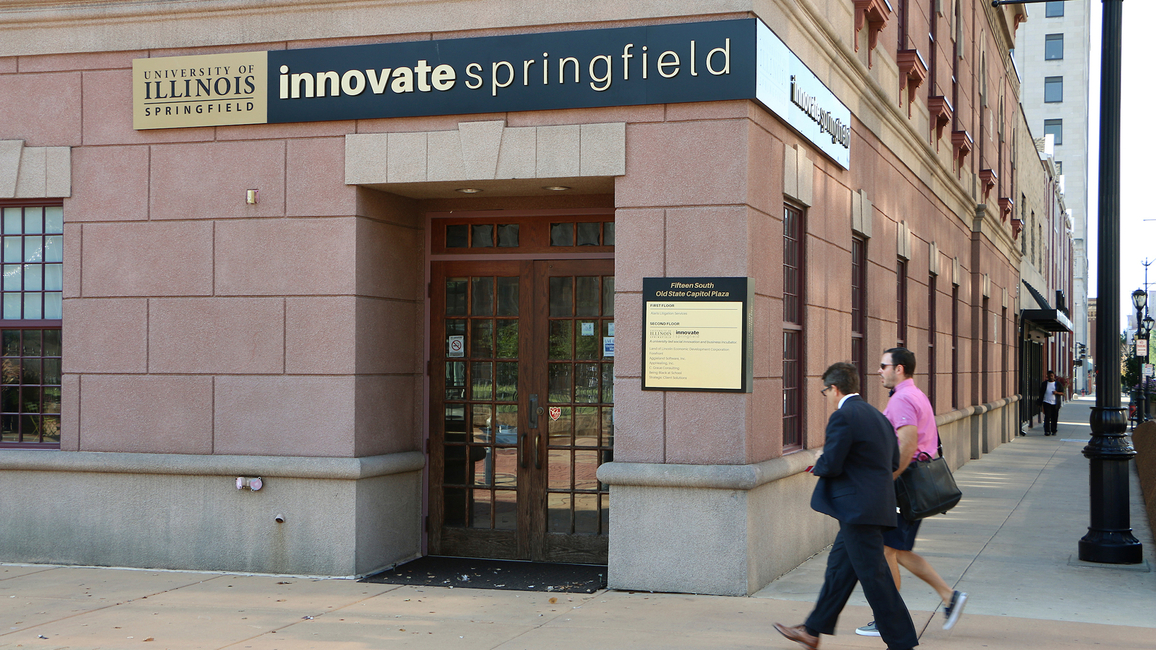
[810,395,901,527]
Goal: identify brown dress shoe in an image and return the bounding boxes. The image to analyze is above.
[773,623,820,650]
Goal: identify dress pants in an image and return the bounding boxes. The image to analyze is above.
[804,521,919,650]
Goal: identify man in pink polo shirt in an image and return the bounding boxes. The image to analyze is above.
[856,347,967,637]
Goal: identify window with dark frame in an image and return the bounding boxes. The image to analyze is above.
[1044,118,1063,145]
[897,0,908,49]
[0,203,63,448]
[1044,76,1063,103]
[928,274,937,412]
[982,297,990,403]
[951,284,959,410]
[1045,33,1064,60]
[897,259,908,348]
[1002,306,1009,396]
[1046,1,1064,17]
[851,237,867,397]
[782,204,804,451]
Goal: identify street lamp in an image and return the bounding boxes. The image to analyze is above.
[1132,289,1147,423]
[1080,0,1142,565]
[1141,314,1155,422]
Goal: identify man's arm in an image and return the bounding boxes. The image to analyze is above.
[893,424,918,479]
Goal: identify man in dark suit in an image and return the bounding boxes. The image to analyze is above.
[775,362,919,650]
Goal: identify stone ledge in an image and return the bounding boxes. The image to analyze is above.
[935,394,1019,427]
[0,449,425,480]
[597,449,821,491]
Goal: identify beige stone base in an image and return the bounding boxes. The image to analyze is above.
[0,450,424,577]
[599,450,835,596]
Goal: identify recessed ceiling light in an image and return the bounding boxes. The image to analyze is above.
[455,188,483,194]
[542,185,571,191]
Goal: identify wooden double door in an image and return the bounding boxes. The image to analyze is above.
[429,257,614,563]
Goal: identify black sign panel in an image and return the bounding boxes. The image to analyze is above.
[266,19,755,124]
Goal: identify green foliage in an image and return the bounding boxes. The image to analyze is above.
[1124,355,1142,391]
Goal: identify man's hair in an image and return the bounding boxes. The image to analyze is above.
[822,362,860,394]
[884,347,917,378]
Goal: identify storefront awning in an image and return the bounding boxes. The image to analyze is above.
[1021,281,1073,333]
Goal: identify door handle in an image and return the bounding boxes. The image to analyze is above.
[528,394,543,469]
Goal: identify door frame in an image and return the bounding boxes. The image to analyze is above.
[421,207,615,557]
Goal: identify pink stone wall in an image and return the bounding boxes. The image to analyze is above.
[24,48,426,458]
[612,104,788,466]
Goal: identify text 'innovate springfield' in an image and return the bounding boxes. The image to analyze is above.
[131,18,851,168]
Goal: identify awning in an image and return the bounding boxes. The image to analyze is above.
[1021,281,1073,333]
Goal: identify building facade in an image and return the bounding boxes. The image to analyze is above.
[1,0,1050,595]
[1014,0,1090,394]
[1017,130,1074,424]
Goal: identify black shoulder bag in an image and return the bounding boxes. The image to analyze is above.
[895,436,962,522]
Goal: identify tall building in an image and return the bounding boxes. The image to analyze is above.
[1015,0,1092,393]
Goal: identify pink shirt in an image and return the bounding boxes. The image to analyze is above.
[884,378,939,459]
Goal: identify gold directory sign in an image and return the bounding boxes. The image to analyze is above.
[643,277,753,392]
[133,52,268,130]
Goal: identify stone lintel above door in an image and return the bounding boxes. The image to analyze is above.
[345,121,625,199]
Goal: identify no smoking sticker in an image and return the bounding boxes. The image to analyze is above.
[447,335,465,357]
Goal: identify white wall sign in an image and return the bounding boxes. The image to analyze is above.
[755,21,851,169]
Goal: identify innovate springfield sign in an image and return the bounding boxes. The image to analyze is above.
[132,18,851,167]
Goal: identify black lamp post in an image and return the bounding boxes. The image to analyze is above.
[1132,289,1148,423]
[1137,314,1146,420]
[1080,0,1142,564]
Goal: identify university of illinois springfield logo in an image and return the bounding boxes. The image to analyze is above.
[133,51,268,129]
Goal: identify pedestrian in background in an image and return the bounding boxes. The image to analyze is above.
[1038,370,1062,436]
[856,348,967,638]
[774,362,919,650]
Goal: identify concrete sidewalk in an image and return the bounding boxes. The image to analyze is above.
[2,395,1153,649]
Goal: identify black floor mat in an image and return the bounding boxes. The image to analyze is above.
[361,556,608,593]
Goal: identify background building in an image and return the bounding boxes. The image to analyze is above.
[0,0,1062,595]
[1014,0,1091,394]
[1017,129,1074,424]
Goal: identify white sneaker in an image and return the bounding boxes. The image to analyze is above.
[855,621,881,637]
[943,590,968,630]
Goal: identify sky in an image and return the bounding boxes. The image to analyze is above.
[1086,0,1156,326]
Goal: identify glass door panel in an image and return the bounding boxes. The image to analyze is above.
[431,261,525,559]
[537,260,613,562]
